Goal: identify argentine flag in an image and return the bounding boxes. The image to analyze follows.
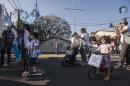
[26,2,40,24]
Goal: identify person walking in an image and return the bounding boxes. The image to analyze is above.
[21,23,31,72]
[0,25,14,66]
[79,28,90,65]
[70,32,80,63]
[28,32,39,72]
[19,24,32,78]
[116,21,129,69]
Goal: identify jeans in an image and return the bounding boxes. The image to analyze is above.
[0,44,13,65]
[126,45,130,66]
[79,45,89,62]
[72,46,79,62]
[119,43,129,66]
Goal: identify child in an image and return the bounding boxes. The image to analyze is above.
[28,32,39,72]
[95,36,112,81]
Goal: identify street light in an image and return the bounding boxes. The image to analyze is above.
[64,0,83,32]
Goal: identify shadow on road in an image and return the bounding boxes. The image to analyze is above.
[0,79,37,86]
[0,57,130,86]
[38,57,130,86]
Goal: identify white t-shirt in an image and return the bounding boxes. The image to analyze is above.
[97,44,111,54]
[120,25,128,43]
[28,39,39,58]
[80,32,90,46]
[24,29,30,48]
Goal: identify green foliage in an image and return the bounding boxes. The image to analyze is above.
[37,15,71,40]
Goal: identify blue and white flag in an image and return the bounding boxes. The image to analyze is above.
[26,2,40,24]
[3,5,12,26]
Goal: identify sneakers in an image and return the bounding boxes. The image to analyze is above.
[126,65,130,71]
[114,64,123,69]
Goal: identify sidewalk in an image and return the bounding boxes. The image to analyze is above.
[10,53,119,60]
[39,54,120,61]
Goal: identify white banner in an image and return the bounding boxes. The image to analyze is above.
[88,54,102,68]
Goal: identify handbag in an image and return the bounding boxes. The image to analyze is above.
[88,54,102,68]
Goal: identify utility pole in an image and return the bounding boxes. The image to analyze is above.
[64,0,83,32]
[0,4,3,27]
[15,9,27,28]
[10,12,15,22]
[73,0,76,32]
[15,9,21,28]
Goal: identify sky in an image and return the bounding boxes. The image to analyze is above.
[1,0,130,33]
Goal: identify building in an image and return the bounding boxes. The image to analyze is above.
[0,4,4,37]
[40,37,71,53]
[95,30,117,41]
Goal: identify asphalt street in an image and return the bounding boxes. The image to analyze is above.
[0,56,130,86]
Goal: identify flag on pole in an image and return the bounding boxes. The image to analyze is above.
[3,5,12,26]
[26,1,40,24]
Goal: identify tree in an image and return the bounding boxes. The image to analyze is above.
[15,19,24,29]
[37,15,71,40]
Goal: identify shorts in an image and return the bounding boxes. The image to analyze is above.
[30,57,38,66]
[101,54,110,69]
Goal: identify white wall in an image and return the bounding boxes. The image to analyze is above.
[40,38,70,53]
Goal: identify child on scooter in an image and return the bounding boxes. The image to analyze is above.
[95,36,112,81]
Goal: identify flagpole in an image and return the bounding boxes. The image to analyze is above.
[34,0,37,32]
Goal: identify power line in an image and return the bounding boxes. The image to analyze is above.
[7,0,16,9]
[64,0,83,32]
[68,17,130,27]
[68,22,106,27]
[11,0,19,9]
[17,0,23,10]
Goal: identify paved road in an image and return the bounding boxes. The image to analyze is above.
[38,57,130,86]
[0,56,130,86]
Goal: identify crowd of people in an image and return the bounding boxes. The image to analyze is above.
[70,28,90,65]
[0,20,129,81]
[0,23,40,78]
[116,20,130,70]
[69,20,130,81]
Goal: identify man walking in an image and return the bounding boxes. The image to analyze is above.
[0,25,14,66]
[117,21,129,69]
[79,28,90,65]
